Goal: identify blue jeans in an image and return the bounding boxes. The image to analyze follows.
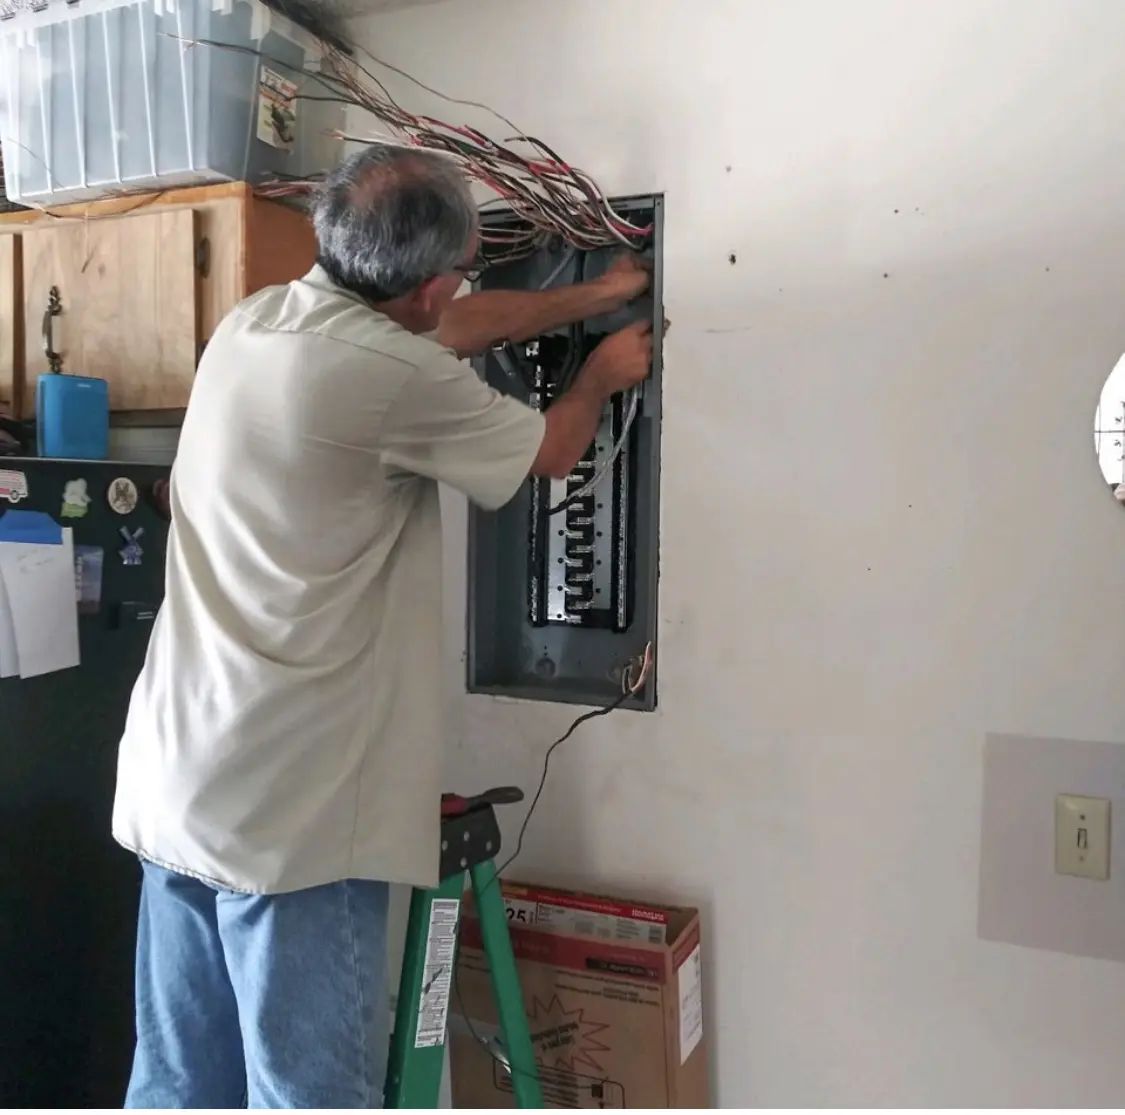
[125,861,389,1109]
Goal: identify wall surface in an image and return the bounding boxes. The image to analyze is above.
[979,733,1125,964]
[348,0,1125,1105]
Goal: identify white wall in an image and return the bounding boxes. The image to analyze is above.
[349,0,1125,1105]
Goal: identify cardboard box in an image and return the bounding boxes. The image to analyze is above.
[450,881,708,1109]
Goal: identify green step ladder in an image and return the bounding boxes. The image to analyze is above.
[384,788,544,1109]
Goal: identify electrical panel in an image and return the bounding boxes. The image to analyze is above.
[466,195,663,711]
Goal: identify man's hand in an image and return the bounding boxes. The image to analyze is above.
[532,320,660,479]
[583,321,654,397]
[598,253,652,304]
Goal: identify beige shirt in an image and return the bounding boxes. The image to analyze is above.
[112,266,545,894]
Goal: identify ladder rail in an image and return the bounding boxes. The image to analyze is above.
[385,874,466,1108]
[469,858,544,1108]
[384,800,543,1108]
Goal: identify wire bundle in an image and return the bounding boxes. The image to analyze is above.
[254,34,651,265]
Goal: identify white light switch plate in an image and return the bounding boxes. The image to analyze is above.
[1055,794,1111,880]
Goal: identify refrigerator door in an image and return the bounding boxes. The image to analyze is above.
[0,458,170,1107]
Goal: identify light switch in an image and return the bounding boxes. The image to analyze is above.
[1055,794,1111,880]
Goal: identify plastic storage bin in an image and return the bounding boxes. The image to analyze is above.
[0,0,342,205]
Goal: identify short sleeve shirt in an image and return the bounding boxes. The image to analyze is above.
[111,266,545,893]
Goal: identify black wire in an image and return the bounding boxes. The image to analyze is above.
[493,690,629,884]
[451,956,609,1098]
[452,957,546,1087]
[547,486,590,518]
[450,690,632,1090]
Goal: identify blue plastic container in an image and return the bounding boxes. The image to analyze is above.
[37,374,110,460]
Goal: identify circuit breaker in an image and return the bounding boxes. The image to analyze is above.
[466,195,663,710]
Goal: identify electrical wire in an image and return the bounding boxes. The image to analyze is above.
[453,958,551,1091]
[450,641,654,1089]
[496,697,625,880]
[549,251,587,402]
[163,29,651,266]
[483,640,653,888]
[547,386,640,517]
[536,247,577,292]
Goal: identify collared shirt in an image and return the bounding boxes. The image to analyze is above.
[112,266,545,894]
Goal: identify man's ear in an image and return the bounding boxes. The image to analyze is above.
[414,276,443,318]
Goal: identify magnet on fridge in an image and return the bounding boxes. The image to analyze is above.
[107,477,139,516]
[119,526,145,566]
[74,545,105,614]
[0,468,29,504]
[61,478,92,519]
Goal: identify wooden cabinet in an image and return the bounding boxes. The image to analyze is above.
[0,182,315,419]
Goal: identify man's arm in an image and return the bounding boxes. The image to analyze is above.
[377,319,656,511]
[436,254,650,358]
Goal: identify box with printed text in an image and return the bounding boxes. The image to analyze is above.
[450,881,708,1109]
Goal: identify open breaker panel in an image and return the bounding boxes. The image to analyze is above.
[466,195,663,711]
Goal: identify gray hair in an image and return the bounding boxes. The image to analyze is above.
[311,144,477,301]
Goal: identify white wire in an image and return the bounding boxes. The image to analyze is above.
[537,248,577,291]
[622,640,655,695]
[548,386,640,516]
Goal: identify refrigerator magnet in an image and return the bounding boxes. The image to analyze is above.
[61,479,91,519]
[119,526,144,567]
[107,477,139,515]
[0,468,29,504]
[74,545,105,614]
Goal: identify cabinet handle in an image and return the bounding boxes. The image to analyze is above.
[42,285,63,375]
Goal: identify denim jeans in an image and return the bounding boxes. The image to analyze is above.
[125,861,389,1109]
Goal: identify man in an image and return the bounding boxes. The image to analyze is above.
[113,144,654,1109]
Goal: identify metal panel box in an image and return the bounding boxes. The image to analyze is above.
[466,195,663,711]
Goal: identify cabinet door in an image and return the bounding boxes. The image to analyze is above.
[21,210,200,412]
[0,235,22,418]
[245,194,317,297]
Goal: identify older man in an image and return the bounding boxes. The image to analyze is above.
[113,144,654,1109]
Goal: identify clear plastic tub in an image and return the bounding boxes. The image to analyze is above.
[0,0,342,205]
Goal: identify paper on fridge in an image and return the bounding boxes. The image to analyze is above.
[0,530,81,678]
[0,569,17,679]
[0,512,80,679]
